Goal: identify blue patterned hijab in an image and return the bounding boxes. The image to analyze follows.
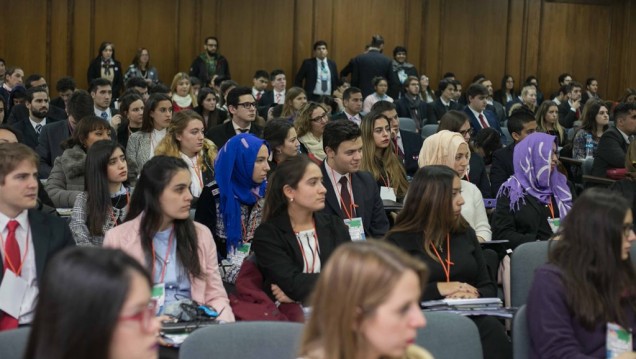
[214,134,269,254]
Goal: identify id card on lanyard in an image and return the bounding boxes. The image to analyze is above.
[151,226,174,315]
[607,322,633,358]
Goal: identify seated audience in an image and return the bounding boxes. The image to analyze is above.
[610,141,636,225]
[572,100,609,159]
[395,76,427,130]
[536,100,567,148]
[252,156,351,304]
[385,165,511,359]
[0,143,74,331]
[170,72,196,113]
[0,67,24,110]
[45,116,113,208]
[419,130,491,242]
[126,93,173,170]
[360,110,409,201]
[558,82,583,129]
[104,155,235,322]
[205,87,263,148]
[115,93,144,150]
[493,74,515,106]
[25,247,160,359]
[581,77,601,105]
[125,77,149,102]
[472,127,503,166]
[263,118,300,171]
[363,76,393,114]
[194,87,227,130]
[591,102,636,177]
[332,87,363,125]
[295,102,329,163]
[89,78,121,129]
[320,120,389,239]
[298,240,433,359]
[464,83,504,139]
[194,133,269,282]
[70,141,130,246]
[527,189,636,358]
[492,132,573,249]
[11,86,64,151]
[420,74,436,103]
[278,87,307,121]
[155,110,217,201]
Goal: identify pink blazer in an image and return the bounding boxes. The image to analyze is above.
[104,214,235,322]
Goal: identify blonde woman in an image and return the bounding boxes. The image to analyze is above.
[295,102,329,162]
[170,72,197,112]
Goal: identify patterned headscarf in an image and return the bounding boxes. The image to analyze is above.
[215,134,269,254]
[497,132,572,216]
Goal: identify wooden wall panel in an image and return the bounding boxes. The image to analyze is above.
[2,0,48,77]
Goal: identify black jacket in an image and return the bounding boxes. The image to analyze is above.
[591,126,629,178]
[294,58,339,97]
[189,53,231,86]
[87,57,124,97]
[489,144,515,197]
[491,193,555,250]
[349,49,393,97]
[205,120,263,149]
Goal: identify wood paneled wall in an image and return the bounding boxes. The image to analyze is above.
[0,0,633,100]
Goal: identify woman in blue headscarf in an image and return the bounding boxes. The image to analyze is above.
[492,132,573,250]
[194,133,270,283]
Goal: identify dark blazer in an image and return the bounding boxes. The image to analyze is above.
[489,144,514,197]
[395,97,428,128]
[12,116,63,151]
[487,101,506,125]
[49,97,66,111]
[591,126,629,177]
[87,58,124,98]
[7,103,67,125]
[426,98,461,125]
[388,64,418,99]
[36,119,73,179]
[205,120,263,148]
[399,129,423,177]
[557,101,579,129]
[257,90,275,118]
[467,153,492,199]
[463,107,504,139]
[0,209,75,284]
[319,161,389,238]
[294,58,338,97]
[491,193,554,250]
[349,49,393,97]
[189,54,231,86]
[251,212,351,303]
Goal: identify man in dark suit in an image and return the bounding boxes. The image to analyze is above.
[347,35,392,97]
[49,76,76,113]
[36,90,94,178]
[372,100,423,178]
[426,79,461,125]
[206,87,263,148]
[7,74,68,126]
[90,78,121,128]
[490,108,537,196]
[395,76,427,130]
[319,120,389,238]
[479,78,506,125]
[0,143,74,330]
[257,69,286,118]
[558,82,583,129]
[11,87,63,151]
[294,41,339,101]
[463,83,504,140]
[332,87,363,125]
[591,102,636,178]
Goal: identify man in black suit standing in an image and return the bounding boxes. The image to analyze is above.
[558,82,583,129]
[36,90,94,178]
[0,143,74,330]
[348,35,392,98]
[395,76,427,130]
[294,41,339,101]
[320,120,389,239]
[591,102,636,178]
[11,87,63,151]
[373,101,423,178]
[426,79,461,125]
[206,87,263,148]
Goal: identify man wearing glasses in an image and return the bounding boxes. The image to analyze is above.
[205,87,263,148]
[189,36,231,87]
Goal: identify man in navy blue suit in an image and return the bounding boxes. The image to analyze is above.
[294,41,339,101]
[463,83,504,140]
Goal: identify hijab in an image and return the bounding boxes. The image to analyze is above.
[418,130,470,169]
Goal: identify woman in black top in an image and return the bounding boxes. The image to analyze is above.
[87,41,124,98]
[386,165,511,359]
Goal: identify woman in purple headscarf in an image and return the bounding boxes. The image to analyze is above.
[492,132,573,250]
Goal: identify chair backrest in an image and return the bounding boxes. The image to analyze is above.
[501,127,513,146]
[179,321,304,359]
[421,124,438,139]
[416,311,483,359]
[581,157,594,176]
[510,241,551,307]
[631,243,636,267]
[0,327,30,359]
[513,305,530,359]
[399,117,417,133]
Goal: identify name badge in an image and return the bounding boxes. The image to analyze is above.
[0,270,28,319]
[607,322,633,358]
[152,283,166,315]
[380,186,397,202]
[547,218,561,233]
[344,217,366,241]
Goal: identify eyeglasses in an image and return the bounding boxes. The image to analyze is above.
[311,113,329,123]
[119,300,157,331]
[237,102,257,109]
[623,223,634,238]
[459,128,473,137]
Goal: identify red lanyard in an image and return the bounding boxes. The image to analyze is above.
[294,219,320,273]
[430,234,453,282]
[109,190,130,226]
[0,224,30,276]
[328,167,356,219]
[380,173,391,188]
[151,225,175,283]
[547,201,555,219]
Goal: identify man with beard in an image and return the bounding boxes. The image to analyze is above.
[189,36,231,87]
[11,87,62,150]
[7,74,67,126]
[395,76,427,130]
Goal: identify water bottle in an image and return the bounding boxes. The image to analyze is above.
[585,133,594,159]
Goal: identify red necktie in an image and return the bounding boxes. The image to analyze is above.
[392,137,404,160]
[478,114,489,128]
[0,220,21,331]
[339,176,354,218]
[256,92,262,101]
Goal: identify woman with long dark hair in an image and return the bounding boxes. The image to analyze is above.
[252,156,350,303]
[70,141,130,246]
[194,87,227,130]
[263,118,300,171]
[116,93,144,150]
[493,74,515,106]
[126,93,173,170]
[572,100,610,159]
[527,188,636,358]
[104,156,234,322]
[386,165,511,359]
[124,47,159,85]
[87,41,124,97]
